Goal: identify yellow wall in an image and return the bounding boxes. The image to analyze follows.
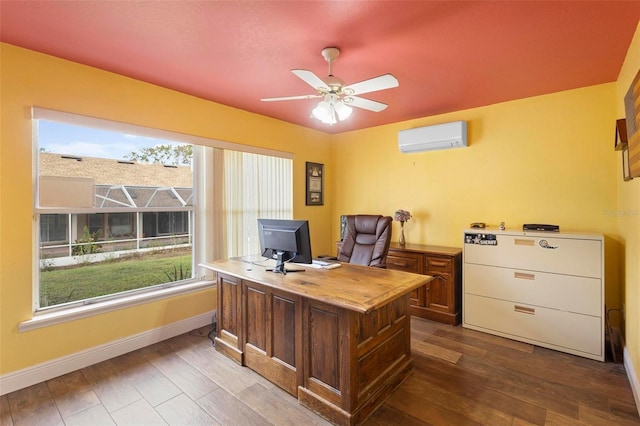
[332,85,618,237]
[616,21,640,385]
[0,43,333,374]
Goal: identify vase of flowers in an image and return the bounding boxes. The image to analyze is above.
[394,209,412,246]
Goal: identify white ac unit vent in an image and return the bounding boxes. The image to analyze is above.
[398,121,467,153]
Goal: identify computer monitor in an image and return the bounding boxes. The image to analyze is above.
[257,218,312,274]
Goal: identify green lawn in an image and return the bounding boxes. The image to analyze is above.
[40,253,192,307]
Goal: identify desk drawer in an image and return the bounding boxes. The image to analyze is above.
[425,256,452,274]
[387,253,422,274]
[464,263,601,316]
[464,294,602,359]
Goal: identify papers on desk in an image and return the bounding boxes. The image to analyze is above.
[309,260,341,269]
[242,256,341,270]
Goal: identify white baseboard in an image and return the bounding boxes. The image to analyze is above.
[0,311,215,396]
[624,346,640,417]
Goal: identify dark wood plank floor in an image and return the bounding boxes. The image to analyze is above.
[1,317,638,425]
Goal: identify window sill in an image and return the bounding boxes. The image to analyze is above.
[19,280,216,332]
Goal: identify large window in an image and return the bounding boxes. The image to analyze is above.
[33,108,293,313]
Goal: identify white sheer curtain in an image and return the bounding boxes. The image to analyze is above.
[223,150,293,257]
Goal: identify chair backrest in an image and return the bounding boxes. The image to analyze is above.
[337,215,392,267]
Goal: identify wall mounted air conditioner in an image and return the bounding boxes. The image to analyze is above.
[398,120,467,153]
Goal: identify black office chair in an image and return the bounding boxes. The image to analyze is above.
[337,215,392,268]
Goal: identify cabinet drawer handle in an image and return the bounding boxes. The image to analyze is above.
[514,305,535,315]
[514,239,535,246]
[514,272,535,280]
[430,260,448,267]
[391,261,409,267]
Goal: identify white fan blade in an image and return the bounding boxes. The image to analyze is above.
[343,74,399,96]
[261,94,322,102]
[344,96,388,112]
[291,69,330,92]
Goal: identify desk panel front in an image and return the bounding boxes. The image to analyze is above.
[204,258,430,426]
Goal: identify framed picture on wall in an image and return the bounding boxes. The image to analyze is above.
[306,162,324,206]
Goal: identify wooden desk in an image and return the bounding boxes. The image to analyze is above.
[203,257,430,425]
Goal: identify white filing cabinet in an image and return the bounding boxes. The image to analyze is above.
[462,229,604,361]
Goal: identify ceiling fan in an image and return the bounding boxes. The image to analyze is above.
[261,47,399,125]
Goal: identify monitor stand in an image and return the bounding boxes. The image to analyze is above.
[267,251,305,275]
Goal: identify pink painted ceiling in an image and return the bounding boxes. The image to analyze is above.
[2,1,639,134]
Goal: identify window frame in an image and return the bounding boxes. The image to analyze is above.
[24,107,294,330]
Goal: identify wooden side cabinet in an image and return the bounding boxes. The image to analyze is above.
[386,243,462,325]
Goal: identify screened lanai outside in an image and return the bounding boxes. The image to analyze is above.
[39,154,194,264]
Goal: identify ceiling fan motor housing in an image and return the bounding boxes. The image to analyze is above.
[321,47,340,63]
[323,75,344,93]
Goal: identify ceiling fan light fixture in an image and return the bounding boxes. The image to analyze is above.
[311,101,329,119]
[312,101,336,124]
[334,101,352,121]
[312,93,351,125]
